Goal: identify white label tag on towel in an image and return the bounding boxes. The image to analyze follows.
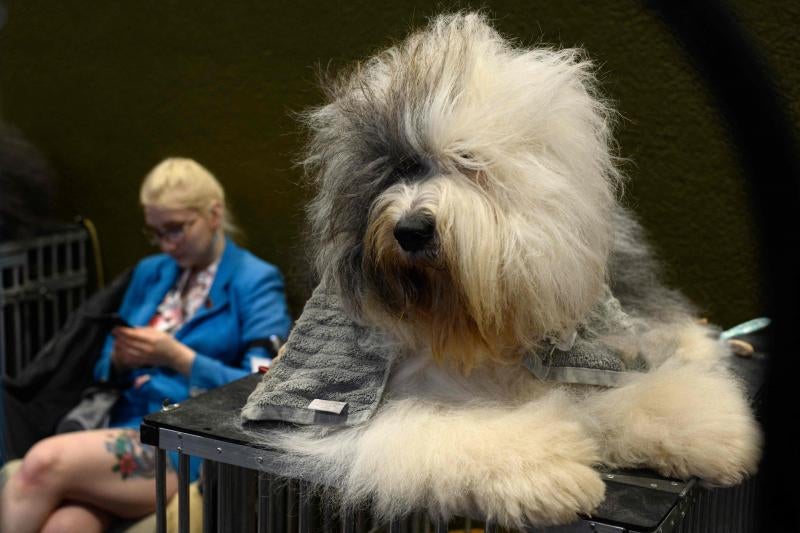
[308,399,348,414]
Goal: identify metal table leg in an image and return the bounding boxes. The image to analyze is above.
[203,459,218,533]
[258,472,271,533]
[179,452,190,533]
[155,449,167,533]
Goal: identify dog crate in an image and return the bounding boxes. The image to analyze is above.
[141,351,765,533]
[0,224,90,379]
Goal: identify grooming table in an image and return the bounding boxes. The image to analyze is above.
[141,350,766,533]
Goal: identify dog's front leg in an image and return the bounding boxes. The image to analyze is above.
[341,389,605,528]
[584,359,762,485]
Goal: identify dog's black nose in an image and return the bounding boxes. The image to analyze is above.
[394,215,435,252]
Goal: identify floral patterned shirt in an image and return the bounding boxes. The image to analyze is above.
[149,259,220,334]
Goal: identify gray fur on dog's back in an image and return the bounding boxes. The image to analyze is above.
[609,206,696,322]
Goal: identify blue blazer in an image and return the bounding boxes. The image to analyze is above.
[93,239,292,428]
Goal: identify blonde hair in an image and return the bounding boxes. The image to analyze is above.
[140,157,238,234]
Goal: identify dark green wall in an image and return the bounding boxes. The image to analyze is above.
[1,1,797,326]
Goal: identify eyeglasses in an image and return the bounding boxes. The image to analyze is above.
[142,217,198,246]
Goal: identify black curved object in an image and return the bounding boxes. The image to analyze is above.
[646,1,800,530]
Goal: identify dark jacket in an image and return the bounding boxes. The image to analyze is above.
[1,269,131,459]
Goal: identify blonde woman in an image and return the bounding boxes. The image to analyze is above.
[0,158,292,532]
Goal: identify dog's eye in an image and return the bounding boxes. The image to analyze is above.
[457,152,485,170]
[452,152,487,185]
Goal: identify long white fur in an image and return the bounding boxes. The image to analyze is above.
[263,12,763,528]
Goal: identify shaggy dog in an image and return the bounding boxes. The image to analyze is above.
[249,13,761,528]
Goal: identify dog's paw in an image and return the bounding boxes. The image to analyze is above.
[591,362,762,486]
[648,400,762,486]
[656,438,761,487]
[347,393,605,528]
[470,451,606,527]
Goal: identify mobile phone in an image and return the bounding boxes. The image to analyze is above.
[84,312,131,329]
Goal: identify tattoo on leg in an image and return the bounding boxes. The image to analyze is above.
[105,429,156,480]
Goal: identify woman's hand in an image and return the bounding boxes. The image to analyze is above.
[111,327,196,375]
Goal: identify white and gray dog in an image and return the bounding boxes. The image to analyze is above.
[261,12,761,527]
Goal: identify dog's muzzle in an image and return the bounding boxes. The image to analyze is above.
[394,214,435,252]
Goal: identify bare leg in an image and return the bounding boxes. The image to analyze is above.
[40,502,113,533]
[0,428,177,533]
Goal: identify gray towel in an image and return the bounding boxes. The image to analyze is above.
[241,284,646,426]
[522,338,647,388]
[241,284,399,426]
[523,286,649,387]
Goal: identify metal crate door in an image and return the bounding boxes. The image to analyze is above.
[0,226,89,378]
